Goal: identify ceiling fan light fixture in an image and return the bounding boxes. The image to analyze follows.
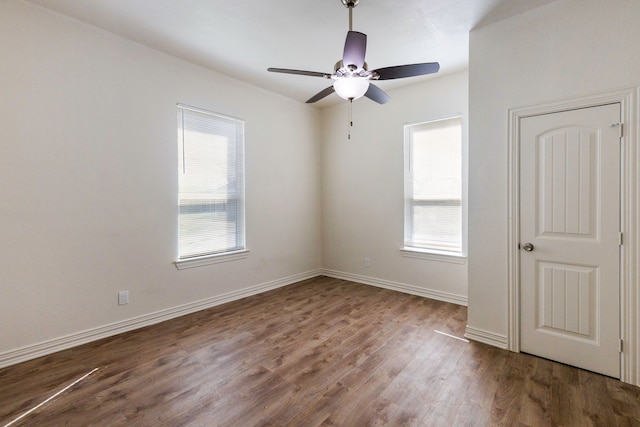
[333,77,369,100]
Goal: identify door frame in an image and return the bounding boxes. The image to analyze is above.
[507,87,639,385]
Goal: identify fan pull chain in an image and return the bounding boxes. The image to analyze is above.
[348,99,353,140]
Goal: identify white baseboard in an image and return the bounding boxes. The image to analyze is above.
[0,269,322,369]
[464,326,509,349]
[321,269,468,306]
[0,269,471,369]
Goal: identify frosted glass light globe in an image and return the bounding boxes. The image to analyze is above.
[333,77,369,100]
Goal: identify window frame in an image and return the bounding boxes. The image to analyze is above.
[402,115,466,263]
[174,104,248,270]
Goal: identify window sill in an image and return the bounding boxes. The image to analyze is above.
[400,247,467,264]
[175,249,249,270]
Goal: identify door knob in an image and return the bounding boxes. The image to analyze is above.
[522,243,534,252]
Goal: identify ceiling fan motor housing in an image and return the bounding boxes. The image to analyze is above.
[334,60,372,77]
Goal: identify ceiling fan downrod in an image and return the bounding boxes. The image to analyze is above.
[341,0,359,31]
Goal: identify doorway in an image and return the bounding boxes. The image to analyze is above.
[519,104,620,377]
[506,87,639,385]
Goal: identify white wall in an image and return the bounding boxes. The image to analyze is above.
[0,0,321,359]
[468,0,640,338]
[320,70,469,303]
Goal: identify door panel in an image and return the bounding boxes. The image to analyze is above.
[520,103,620,378]
[537,261,595,340]
[539,128,597,238]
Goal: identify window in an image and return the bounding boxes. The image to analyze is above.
[176,104,245,263]
[404,116,462,255]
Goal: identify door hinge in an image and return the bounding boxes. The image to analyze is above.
[611,122,623,138]
[620,339,624,353]
[619,232,624,246]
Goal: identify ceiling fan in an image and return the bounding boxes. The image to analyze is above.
[268,0,440,105]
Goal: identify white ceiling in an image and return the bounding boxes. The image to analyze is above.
[25,0,558,107]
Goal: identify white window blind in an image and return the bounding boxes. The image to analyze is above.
[404,116,462,253]
[177,104,245,260]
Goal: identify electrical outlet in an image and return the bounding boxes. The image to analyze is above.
[118,290,129,305]
[364,257,371,268]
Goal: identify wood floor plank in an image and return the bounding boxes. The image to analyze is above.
[1,276,639,426]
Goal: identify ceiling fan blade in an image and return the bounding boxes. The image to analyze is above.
[343,31,367,69]
[373,62,440,80]
[268,68,331,78]
[306,86,336,103]
[364,83,391,104]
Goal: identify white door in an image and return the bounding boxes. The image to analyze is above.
[520,103,621,378]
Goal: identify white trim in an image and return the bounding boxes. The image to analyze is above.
[175,249,249,270]
[0,269,322,369]
[464,326,508,349]
[321,269,468,306]
[400,247,467,264]
[507,87,639,386]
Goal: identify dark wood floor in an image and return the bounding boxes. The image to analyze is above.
[1,276,639,426]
